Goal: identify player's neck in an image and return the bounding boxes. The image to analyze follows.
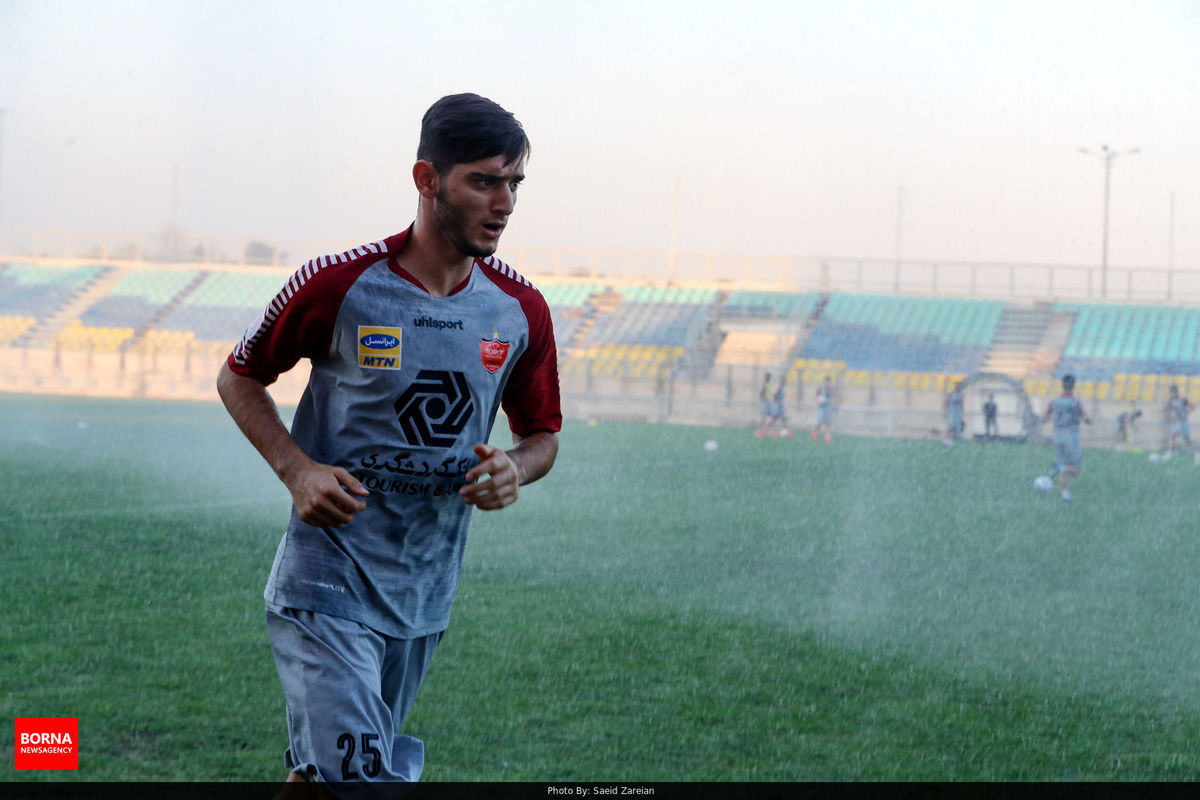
[399,219,476,297]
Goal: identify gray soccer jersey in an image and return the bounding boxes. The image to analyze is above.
[1049,394,1085,469]
[228,227,562,638]
[1169,396,1189,423]
[1049,395,1084,432]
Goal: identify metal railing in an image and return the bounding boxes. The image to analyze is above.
[2,227,1198,304]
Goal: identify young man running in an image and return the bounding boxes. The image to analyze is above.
[218,93,561,786]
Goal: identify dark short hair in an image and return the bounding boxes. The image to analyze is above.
[417,93,529,174]
[1062,374,1076,389]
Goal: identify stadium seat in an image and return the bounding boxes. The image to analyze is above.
[801,293,1000,375]
[80,268,200,331]
[0,264,106,321]
[0,315,37,344]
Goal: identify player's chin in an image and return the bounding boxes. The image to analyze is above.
[461,236,499,259]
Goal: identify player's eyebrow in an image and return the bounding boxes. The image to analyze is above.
[469,171,524,184]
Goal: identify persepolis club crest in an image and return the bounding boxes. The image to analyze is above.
[480,336,511,373]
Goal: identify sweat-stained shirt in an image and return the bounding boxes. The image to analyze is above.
[226,226,562,638]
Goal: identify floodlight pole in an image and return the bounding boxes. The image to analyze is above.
[1077,144,1139,299]
[668,178,679,285]
[0,108,5,245]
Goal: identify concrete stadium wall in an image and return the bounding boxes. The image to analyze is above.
[0,346,1178,454]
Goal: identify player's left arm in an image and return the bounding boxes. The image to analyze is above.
[463,285,561,510]
[460,431,559,510]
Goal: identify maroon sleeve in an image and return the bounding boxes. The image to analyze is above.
[225,257,374,386]
[502,289,563,438]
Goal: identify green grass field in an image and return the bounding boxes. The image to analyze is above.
[4,392,1200,782]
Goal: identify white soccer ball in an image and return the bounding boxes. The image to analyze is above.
[1148,452,1161,463]
[704,440,719,452]
[1034,475,1053,492]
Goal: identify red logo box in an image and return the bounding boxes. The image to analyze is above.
[14,717,78,770]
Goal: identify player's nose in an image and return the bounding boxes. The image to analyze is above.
[492,185,516,215]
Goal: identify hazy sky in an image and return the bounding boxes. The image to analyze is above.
[1,0,1198,272]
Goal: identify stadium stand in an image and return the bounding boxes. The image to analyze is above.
[1054,302,1200,381]
[713,331,797,367]
[722,289,819,319]
[0,315,37,345]
[712,290,817,367]
[7,256,1200,445]
[800,293,1003,373]
[153,270,283,346]
[556,284,722,378]
[0,263,106,321]
[49,268,205,352]
[582,285,719,349]
[540,282,606,350]
[54,320,134,352]
[564,343,686,378]
[80,268,201,331]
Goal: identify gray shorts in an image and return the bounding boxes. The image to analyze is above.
[265,602,442,783]
[1053,432,1083,471]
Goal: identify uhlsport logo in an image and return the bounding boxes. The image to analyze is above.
[358,326,402,370]
[15,717,78,770]
[413,315,464,331]
[393,370,475,448]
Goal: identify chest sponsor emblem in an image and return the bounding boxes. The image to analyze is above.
[480,336,511,373]
[358,326,402,370]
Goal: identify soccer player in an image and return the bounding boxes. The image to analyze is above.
[772,376,792,437]
[1042,374,1092,503]
[943,379,965,446]
[1113,408,1142,450]
[755,372,774,436]
[216,93,561,786]
[1163,385,1198,463]
[813,376,834,442]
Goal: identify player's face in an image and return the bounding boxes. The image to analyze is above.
[434,155,525,259]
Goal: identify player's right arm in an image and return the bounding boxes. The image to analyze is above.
[217,362,367,528]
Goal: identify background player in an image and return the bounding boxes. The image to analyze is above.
[217,93,561,787]
[1113,408,1142,450]
[772,376,792,437]
[813,376,834,442]
[1043,374,1092,503]
[1163,385,1198,463]
[943,379,965,446]
[755,372,774,436]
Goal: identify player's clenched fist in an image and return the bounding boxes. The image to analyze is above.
[460,443,520,510]
[284,461,369,528]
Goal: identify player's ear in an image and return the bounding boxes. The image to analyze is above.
[413,160,439,199]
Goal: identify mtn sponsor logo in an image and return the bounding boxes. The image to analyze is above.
[358,326,402,370]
